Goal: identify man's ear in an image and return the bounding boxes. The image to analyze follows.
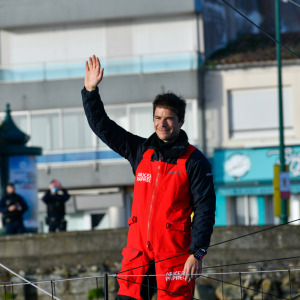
[179,119,184,128]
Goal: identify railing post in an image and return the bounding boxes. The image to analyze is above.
[104,273,109,300]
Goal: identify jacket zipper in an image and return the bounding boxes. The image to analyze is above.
[146,162,161,249]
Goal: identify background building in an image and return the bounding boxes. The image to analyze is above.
[205,31,300,226]
[0,0,299,231]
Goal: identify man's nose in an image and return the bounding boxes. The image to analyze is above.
[160,119,168,126]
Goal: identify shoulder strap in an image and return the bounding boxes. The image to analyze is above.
[177,145,197,165]
[142,149,155,160]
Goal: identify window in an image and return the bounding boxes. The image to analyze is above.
[6,98,198,152]
[129,104,153,138]
[13,113,29,133]
[31,112,60,150]
[228,88,293,139]
[62,110,94,149]
[264,196,274,225]
[106,106,129,130]
[289,194,300,225]
[228,195,258,225]
[182,101,198,143]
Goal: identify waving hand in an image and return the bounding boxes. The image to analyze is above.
[84,55,104,91]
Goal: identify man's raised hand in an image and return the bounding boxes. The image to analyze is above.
[84,55,104,91]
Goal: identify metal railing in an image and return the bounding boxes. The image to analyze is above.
[1,266,300,300]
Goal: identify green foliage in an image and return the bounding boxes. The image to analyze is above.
[88,287,104,300]
[2,292,16,299]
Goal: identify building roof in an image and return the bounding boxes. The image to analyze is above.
[206,32,300,66]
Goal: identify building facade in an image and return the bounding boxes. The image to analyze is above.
[205,62,300,226]
[0,0,208,232]
[1,0,299,231]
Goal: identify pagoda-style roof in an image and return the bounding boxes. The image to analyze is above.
[0,104,42,155]
[0,104,29,145]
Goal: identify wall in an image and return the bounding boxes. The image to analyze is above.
[0,225,298,273]
[0,0,199,29]
[0,225,298,299]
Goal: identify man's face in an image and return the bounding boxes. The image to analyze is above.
[6,185,14,194]
[154,107,184,143]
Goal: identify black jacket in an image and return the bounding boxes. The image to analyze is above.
[0,193,28,223]
[82,87,216,253]
[42,189,70,218]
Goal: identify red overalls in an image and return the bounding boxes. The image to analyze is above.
[117,145,197,300]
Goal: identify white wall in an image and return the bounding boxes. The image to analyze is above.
[205,64,300,156]
[0,16,198,66]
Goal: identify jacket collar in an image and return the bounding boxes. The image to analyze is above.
[144,130,189,159]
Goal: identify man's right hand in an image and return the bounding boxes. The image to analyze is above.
[8,205,17,212]
[84,55,104,91]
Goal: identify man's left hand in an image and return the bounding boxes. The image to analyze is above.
[183,255,202,282]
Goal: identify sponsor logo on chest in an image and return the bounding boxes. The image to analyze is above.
[136,172,152,183]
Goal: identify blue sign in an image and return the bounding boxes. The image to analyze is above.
[214,146,300,185]
[9,155,38,231]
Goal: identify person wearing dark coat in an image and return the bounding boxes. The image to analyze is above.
[0,183,28,234]
[42,179,70,232]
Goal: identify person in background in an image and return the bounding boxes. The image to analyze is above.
[42,179,70,232]
[0,182,28,234]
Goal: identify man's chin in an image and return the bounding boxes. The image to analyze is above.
[158,135,178,143]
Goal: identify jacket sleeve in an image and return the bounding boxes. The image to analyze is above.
[0,197,9,213]
[61,189,70,202]
[81,87,146,168]
[42,191,51,204]
[187,151,216,254]
[18,195,28,214]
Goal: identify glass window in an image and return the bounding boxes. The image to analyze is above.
[31,113,60,150]
[231,196,258,225]
[129,105,153,138]
[106,106,129,130]
[182,101,198,144]
[228,88,293,138]
[62,111,94,149]
[12,114,29,134]
[289,194,300,225]
[235,196,246,225]
[248,196,258,225]
[7,98,198,153]
[264,195,274,225]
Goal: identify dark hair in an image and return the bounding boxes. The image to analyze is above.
[7,182,15,188]
[153,92,186,122]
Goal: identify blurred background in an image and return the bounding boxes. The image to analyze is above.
[0,0,300,233]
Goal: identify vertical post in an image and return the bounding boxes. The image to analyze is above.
[260,267,264,300]
[0,156,9,197]
[275,0,287,224]
[96,277,99,299]
[104,273,109,300]
[239,272,243,299]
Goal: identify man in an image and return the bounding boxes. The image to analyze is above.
[82,55,216,300]
[42,179,70,232]
[0,183,28,234]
